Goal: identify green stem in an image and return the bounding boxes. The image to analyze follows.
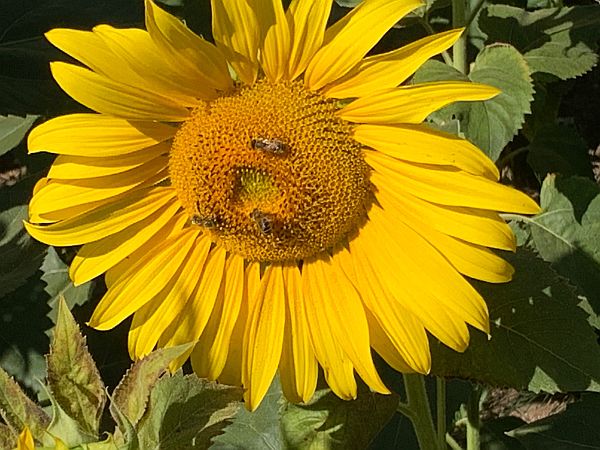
[400,374,440,450]
[446,433,464,450]
[500,213,535,224]
[464,0,485,31]
[420,18,453,66]
[452,0,468,74]
[466,384,483,450]
[436,377,447,450]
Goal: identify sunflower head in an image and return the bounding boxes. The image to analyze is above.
[26,0,540,410]
[169,78,371,262]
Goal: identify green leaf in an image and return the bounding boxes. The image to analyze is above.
[0,34,81,116]
[110,343,195,428]
[527,0,555,8]
[0,423,16,449]
[0,139,53,307]
[576,296,600,331]
[413,59,466,84]
[481,417,527,450]
[518,175,600,323]
[0,273,50,395]
[136,373,241,449]
[508,393,600,448]
[41,384,97,447]
[0,205,47,299]
[412,44,534,161]
[0,343,47,398]
[526,125,594,179]
[0,196,51,395]
[431,249,600,393]
[0,115,38,156]
[212,378,284,450]
[281,385,399,450]
[46,297,106,437]
[76,434,135,450]
[479,5,600,80]
[0,366,50,441]
[521,78,572,142]
[0,0,144,116]
[108,396,140,450]
[41,247,94,323]
[467,45,534,161]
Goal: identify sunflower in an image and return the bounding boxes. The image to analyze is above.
[25,0,540,410]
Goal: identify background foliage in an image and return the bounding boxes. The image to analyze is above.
[0,0,599,448]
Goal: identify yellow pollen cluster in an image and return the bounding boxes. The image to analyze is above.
[169,79,371,262]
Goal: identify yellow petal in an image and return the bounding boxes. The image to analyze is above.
[302,256,357,399]
[374,187,514,282]
[351,223,471,351]
[366,150,541,214]
[17,426,34,450]
[29,157,168,220]
[48,142,168,179]
[366,312,414,373]
[52,438,69,450]
[336,246,431,373]
[243,264,286,411]
[219,262,260,387]
[93,25,209,104]
[359,205,490,342]
[31,163,167,224]
[369,205,490,334]
[373,181,516,251]
[104,211,188,288]
[47,26,210,103]
[324,28,463,98]
[30,165,167,223]
[286,0,331,80]
[128,235,212,358]
[161,246,227,372]
[29,197,111,225]
[45,28,121,77]
[128,288,174,358]
[250,0,277,39]
[51,62,189,120]
[310,255,389,394]
[145,0,232,91]
[70,199,182,285]
[355,123,498,180]
[29,114,175,157]
[191,253,245,379]
[338,82,500,124]
[89,228,199,330]
[26,186,175,246]
[430,234,514,283]
[260,0,290,82]
[33,177,49,195]
[211,0,260,85]
[305,0,423,90]
[279,263,318,403]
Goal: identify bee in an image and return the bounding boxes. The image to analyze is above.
[250,208,274,235]
[250,137,287,154]
[191,212,219,229]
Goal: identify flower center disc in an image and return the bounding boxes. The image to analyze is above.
[170,79,371,262]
